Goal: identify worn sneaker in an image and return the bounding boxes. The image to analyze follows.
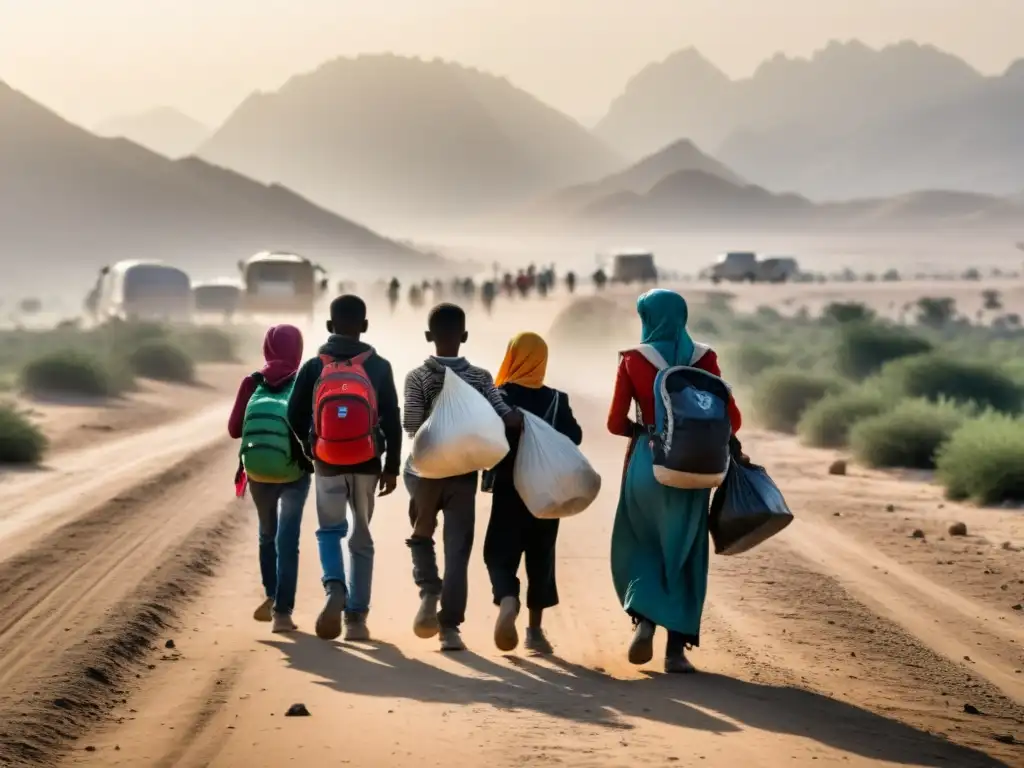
[272,612,298,634]
[315,584,347,640]
[493,596,520,652]
[628,619,656,665]
[343,612,371,642]
[439,627,466,652]
[664,652,697,674]
[413,594,440,639]
[253,597,274,623]
[524,627,554,655]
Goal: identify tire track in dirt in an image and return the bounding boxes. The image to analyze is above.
[0,440,245,767]
[784,518,1024,702]
[0,402,231,551]
[709,542,1023,765]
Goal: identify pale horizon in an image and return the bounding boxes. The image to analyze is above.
[2,0,1023,130]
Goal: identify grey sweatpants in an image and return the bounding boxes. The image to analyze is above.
[404,472,476,629]
[315,473,377,615]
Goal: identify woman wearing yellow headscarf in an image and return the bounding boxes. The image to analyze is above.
[485,332,582,655]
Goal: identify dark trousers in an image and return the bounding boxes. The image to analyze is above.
[404,472,476,629]
[483,489,559,611]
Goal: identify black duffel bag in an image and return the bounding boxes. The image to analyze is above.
[709,443,793,555]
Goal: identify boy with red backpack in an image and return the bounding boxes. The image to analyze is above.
[287,295,401,642]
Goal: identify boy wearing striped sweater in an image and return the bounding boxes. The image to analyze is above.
[403,303,521,651]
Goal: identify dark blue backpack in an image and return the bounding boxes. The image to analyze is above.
[636,344,733,489]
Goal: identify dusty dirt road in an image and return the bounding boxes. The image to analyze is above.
[0,301,1021,767]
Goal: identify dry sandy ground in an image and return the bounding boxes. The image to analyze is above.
[0,291,1020,768]
[8,364,247,457]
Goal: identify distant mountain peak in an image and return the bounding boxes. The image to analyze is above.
[94,106,209,159]
[1,82,427,290]
[199,52,620,226]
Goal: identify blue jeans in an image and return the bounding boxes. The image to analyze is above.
[315,474,377,614]
[249,475,311,616]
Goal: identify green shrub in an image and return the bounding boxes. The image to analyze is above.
[128,341,196,383]
[915,296,956,328]
[797,389,891,448]
[174,327,238,363]
[101,320,170,355]
[730,343,785,381]
[834,323,932,381]
[879,353,1023,414]
[20,350,125,397]
[752,370,845,433]
[822,302,874,324]
[0,403,48,464]
[936,414,1024,504]
[850,399,967,469]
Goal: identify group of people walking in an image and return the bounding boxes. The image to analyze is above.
[229,289,742,673]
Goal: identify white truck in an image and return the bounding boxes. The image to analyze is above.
[701,252,800,284]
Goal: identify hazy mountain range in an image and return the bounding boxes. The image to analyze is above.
[198,54,622,228]
[0,81,426,290]
[532,138,744,216]
[526,132,1023,232]
[6,39,1024,278]
[595,40,1024,200]
[94,107,209,159]
[560,169,1024,233]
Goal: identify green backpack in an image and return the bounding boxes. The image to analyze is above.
[240,377,302,483]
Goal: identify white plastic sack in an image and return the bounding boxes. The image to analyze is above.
[410,367,510,479]
[514,411,602,519]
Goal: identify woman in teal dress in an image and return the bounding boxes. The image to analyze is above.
[606,289,743,673]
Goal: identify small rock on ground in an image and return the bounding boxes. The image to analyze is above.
[911,529,926,539]
[285,703,311,717]
[948,522,968,537]
[164,639,176,649]
[828,460,847,476]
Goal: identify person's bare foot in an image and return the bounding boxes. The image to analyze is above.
[664,653,696,674]
[315,585,347,640]
[628,619,656,665]
[524,627,554,655]
[343,612,371,642]
[253,597,274,622]
[272,613,298,633]
[493,597,520,652]
[413,594,440,639]
[439,627,466,652]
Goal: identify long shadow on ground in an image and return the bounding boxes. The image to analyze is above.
[262,635,1008,767]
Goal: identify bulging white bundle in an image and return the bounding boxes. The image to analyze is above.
[411,367,509,479]
[514,411,601,519]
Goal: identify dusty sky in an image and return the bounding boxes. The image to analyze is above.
[2,0,1022,129]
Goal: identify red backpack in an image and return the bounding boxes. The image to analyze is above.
[313,350,380,466]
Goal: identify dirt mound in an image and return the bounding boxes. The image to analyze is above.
[548,296,640,351]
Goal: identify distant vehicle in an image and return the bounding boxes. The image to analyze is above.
[192,278,243,320]
[85,260,192,323]
[609,250,658,285]
[238,251,329,319]
[758,256,801,283]
[701,252,800,284]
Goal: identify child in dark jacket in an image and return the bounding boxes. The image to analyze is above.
[403,303,522,652]
[229,324,311,635]
[287,295,401,643]
[485,332,582,655]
